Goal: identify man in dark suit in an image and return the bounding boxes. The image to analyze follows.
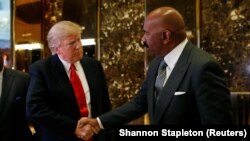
[0,50,32,141]
[26,21,113,141]
[79,6,233,139]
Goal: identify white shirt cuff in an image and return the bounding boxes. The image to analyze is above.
[97,117,104,129]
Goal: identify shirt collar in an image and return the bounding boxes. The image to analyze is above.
[163,38,188,70]
[58,56,70,73]
[58,56,80,73]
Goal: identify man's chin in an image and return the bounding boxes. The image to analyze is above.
[145,49,156,57]
[145,49,155,58]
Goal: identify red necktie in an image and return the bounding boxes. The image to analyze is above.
[70,64,89,117]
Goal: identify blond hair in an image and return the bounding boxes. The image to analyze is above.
[47,21,82,54]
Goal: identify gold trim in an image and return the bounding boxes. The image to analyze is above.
[96,0,101,60]
[196,0,200,47]
[12,0,16,69]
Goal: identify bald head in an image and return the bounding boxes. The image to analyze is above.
[142,7,187,57]
[147,7,185,32]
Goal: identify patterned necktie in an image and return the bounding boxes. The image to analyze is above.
[155,60,167,96]
[70,64,88,117]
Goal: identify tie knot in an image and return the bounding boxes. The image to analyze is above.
[159,60,167,71]
[70,64,76,71]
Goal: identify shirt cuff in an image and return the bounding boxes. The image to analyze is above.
[97,117,104,129]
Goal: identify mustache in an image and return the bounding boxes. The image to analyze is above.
[141,41,149,48]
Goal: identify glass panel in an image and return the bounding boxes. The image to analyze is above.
[0,0,11,68]
[14,0,43,72]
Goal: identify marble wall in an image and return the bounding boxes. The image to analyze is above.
[200,0,250,124]
[99,0,145,124]
[201,0,250,91]
[100,0,145,107]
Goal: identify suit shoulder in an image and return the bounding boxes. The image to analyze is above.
[190,46,217,63]
[5,68,29,79]
[82,56,101,65]
[82,56,98,61]
[147,57,161,68]
[29,56,53,70]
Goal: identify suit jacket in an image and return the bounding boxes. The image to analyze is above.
[99,41,233,126]
[0,68,32,141]
[26,55,113,141]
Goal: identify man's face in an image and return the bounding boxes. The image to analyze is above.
[56,34,83,64]
[141,19,165,57]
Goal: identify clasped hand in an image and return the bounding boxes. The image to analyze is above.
[74,117,101,140]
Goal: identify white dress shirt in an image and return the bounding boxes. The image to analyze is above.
[162,38,188,85]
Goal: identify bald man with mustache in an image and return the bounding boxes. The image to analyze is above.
[78,6,233,139]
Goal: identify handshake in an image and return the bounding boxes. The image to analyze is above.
[74,117,101,140]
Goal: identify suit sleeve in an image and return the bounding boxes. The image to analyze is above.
[26,63,77,137]
[99,78,148,128]
[193,60,233,124]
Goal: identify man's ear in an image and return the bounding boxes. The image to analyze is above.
[162,32,166,40]
[162,30,171,40]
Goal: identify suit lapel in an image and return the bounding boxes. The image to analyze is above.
[50,55,79,111]
[153,42,193,123]
[79,58,90,86]
[79,58,95,115]
[147,58,161,123]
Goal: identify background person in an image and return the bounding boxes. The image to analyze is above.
[0,50,32,141]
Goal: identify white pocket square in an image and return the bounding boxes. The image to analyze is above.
[174,92,186,95]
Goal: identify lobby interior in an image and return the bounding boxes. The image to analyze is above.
[0,0,249,125]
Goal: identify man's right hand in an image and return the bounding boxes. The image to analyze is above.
[74,117,101,140]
